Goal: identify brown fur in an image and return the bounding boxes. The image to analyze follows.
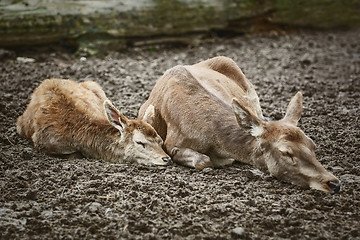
[139,56,340,192]
[126,120,158,139]
[17,79,170,165]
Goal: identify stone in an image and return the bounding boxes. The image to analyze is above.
[88,202,102,213]
[231,227,245,237]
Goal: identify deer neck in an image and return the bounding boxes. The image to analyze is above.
[74,119,125,162]
[216,119,267,170]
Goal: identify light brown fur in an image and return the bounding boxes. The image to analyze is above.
[139,56,340,193]
[17,79,171,166]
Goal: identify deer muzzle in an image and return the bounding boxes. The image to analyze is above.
[162,157,173,165]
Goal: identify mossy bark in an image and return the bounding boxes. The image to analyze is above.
[0,0,359,54]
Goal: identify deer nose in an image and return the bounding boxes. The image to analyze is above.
[162,157,172,165]
[327,181,341,194]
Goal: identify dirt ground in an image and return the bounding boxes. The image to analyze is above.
[1,29,360,240]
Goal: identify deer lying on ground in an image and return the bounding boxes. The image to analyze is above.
[139,56,341,193]
[17,79,172,166]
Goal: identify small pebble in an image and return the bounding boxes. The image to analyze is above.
[202,167,213,173]
[88,202,102,213]
[16,57,35,63]
[231,227,245,236]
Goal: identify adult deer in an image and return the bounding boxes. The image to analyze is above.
[17,79,172,166]
[139,56,340,193]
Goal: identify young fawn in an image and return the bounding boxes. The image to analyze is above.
[17,79,171,166]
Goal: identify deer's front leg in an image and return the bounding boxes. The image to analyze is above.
[170,147,213,170]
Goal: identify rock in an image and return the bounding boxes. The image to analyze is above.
[41,210,53,218]
[231,227,245,237]
[285,208,295,215]
[300,53,315,65]
[16,57,35,63]
[249,169,264,177]
[202,167,213,173]
[88,202,102,213]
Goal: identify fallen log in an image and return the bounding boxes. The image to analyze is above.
[1,0,359,54]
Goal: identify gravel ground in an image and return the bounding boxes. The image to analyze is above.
[1,29,360,239]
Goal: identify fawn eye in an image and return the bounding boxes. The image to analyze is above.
[136,141,146,148]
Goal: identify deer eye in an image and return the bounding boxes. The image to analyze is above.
[136,141,146,148]
[281,151,296,165]
[286,152,297,165]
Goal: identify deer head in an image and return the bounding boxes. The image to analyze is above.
[104,100,172,166]
[232,92,340,193]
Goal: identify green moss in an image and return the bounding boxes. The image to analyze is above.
[0,0,359,53]
[76,33,127,56]
[272,0,360,28]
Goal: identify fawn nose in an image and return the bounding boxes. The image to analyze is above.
[162,157,172,165]
[327,181,341,194]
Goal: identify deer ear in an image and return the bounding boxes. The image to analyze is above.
[232,98,264,137]
[284,92,303,125]
[142,104,156,126]
[104,100,128,134]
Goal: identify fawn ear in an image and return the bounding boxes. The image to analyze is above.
[104,100,128,134]
[284,92,303,125]
[232,98,264,137]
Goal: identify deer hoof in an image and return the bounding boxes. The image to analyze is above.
[170,147,180,156]
[194,156,212,170]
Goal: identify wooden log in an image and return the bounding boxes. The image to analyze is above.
[0,0,359,53]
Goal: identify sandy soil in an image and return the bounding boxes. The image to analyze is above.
[1,29,360,240]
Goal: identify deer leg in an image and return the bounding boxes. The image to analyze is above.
[170,147,213,170]
[65,152,84,160]
[33,131,79,157]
